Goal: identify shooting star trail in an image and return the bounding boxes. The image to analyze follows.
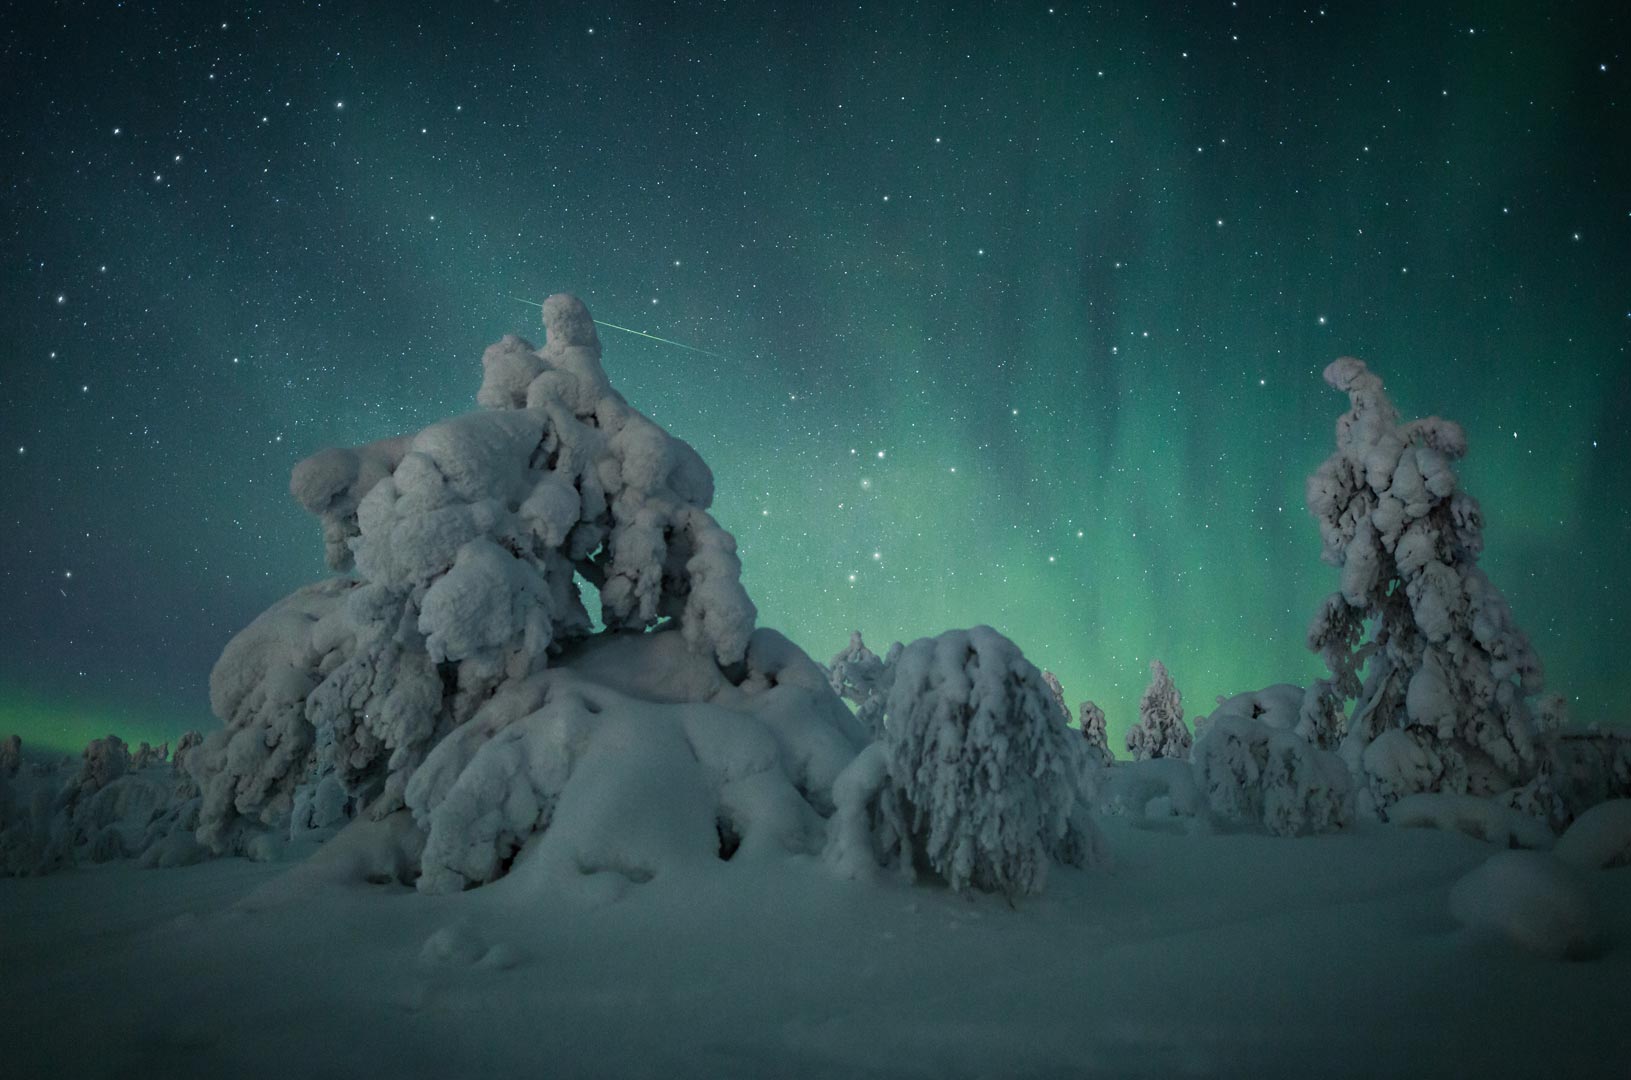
[508,297,729,360]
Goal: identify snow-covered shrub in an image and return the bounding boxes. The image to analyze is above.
[1305,357,1550,815]
[1125,660,1191,762]
[190,294,760,853]
[872,626,1099,899]
[1191,694,1353,837]
[0,743,204,876]
[827,630,899,737]
[1078,701,1114,769]
[1546,729,1631,823]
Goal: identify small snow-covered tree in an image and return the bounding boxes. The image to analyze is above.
[1078,701,1114,768]
[877,626,1099,899]
[1125,660,1191,762]
[827,630,900,737]
[1304,357,1548,814]
[0,734,20,777]
[190,294,759,852]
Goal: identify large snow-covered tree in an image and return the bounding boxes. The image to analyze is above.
[1125,660,1191,762]
[1304,357,1547,814]
[190,294,761,853]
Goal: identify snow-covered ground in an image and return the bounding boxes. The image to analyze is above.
[4,816,1626,1079]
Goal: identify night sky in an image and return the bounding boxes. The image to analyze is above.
[2,2,1627,754]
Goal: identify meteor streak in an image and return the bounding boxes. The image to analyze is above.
[509,297,728,360]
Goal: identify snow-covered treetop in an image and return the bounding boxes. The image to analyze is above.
[288,292,756,669]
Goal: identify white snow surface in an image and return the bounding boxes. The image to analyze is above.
[1448,850,1601,960]
[3,815,1626,1078]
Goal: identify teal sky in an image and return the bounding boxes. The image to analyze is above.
[2,2,1627,754]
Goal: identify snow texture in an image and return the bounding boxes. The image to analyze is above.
[1553,799,1631,871]
[1191,695,1353,837]
[1306,357,1549,815]
[876,626,1100,898]
[1448,851,1600,960]
[190,294,760,855]
[1125,659,1191,762]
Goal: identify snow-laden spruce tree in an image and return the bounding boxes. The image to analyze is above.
[190,294,760,853]
[1304,357,1547,815]
[827,630,900,737]
[1125,660,1191,762]
[1079,701,1114,768]
[828,626,1099,899]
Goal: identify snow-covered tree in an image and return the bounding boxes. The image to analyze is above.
[873,626,1100,899]
[0,734,20,778]
[1191,688,1353,836]
[1125,660,1191,762]
[190,294,760,853]
[1304,357,1548,815]
[827,630,900,737]
[1078,701,1114,768]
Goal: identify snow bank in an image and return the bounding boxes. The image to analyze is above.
[406,626,865,895]
[1389,792,1554,850]
[1553,799,1631,871]
[1449,851,1600,960]
[190,294,761,855]
[1094,758,1204,822]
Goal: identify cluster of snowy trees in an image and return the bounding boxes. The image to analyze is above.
[5,313,1628,900]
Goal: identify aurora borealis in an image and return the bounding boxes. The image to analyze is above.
[2,2,1627,753]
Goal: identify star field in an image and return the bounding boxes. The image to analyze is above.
[2,2,1627,752]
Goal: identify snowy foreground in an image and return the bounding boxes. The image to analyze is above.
[3,813,1627,1080]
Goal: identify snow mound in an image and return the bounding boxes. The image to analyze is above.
[1389,792,1554,850]
[1094,758,1204,822]
[1192,710,1353,837]
[1449,851,1600,960]
[190,294,760,855]
[406,626,864,895]
[1553,799,1631,871]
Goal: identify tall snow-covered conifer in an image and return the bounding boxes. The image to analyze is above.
[1304,357,1546,813]
[1125,660,1191,761]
